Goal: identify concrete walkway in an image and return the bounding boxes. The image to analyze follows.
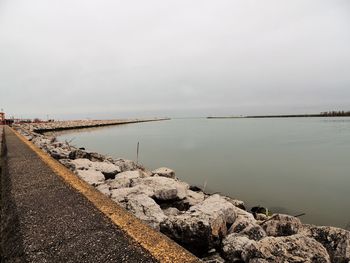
[1,126,157,262]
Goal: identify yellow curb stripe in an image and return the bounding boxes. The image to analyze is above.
[10,127,200,263]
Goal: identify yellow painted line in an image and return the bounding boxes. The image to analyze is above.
[10,127,200,263]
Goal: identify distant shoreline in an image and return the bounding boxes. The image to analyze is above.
[207,114,350,119]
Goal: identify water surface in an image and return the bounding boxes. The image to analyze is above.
[58,118,350,229]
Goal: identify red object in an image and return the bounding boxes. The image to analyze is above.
[0,112,5,124]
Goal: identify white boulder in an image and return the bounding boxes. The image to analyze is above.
[96,184,111,197]
[108,170,144,189]
[132,177,189,201]
[160,194,237,254]
[124,194,167,230]
[222,233,255,262]
[152,167,176,179]
[242,234,331,263]
[110,185,154,203]
[302,225,350,263]
[76,169,105,186]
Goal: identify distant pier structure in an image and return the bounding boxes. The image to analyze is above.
[0,111,5,124]
[0,111,13,125]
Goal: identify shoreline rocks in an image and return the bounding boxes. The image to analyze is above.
[242,235,331,262]
[152,167,176,179]
[13,121,350,263]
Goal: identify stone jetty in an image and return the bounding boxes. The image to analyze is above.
[24,118,169,133]
[13,121,350,263]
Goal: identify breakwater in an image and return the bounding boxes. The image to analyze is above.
[27,118,170,133]
[13,121,350,263]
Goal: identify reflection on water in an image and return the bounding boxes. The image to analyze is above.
[58,117,350,229]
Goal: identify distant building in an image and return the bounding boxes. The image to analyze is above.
[0,112,5,124]
[0,112,15,125]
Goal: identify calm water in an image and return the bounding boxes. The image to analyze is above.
[58,118,350,229]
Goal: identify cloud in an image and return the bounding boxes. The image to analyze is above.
[0,0,349,119]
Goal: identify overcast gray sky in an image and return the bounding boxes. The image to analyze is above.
[1,0,349,119]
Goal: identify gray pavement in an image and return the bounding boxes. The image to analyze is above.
[1,126,157,263]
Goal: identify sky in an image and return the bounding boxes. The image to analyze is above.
[1,0,350,119]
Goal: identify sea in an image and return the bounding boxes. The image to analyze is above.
[58,117,350,229]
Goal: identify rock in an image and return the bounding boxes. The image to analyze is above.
[91,161,120,179]
[59,159,76,171]
[141,170,153,177]
[163,207,181,217]
[168,190,206,211]
[71,158,92,170]
[33,137,50,146]
[41,144,52,153]
[33,138,52,151]
[160,212,226,256]
[76,169,105,186]
[23,135,33,141]
[183,190,206,207]
[223,196,246,210]
[96,184,111,197]
[255,213,268,221]
[262,214,302,237]
[240,225,266,241]
[68,149,106,161]
[201,251,226,263]
[113,158,140,171]
[106,157,115,163]
[88,151,106,162]
[160,194,237,255]
[190,194,237,224]
[132,177,189,201]
[222,233,255,262]
[70,159,120,179]
[302,225,350,263]
[69,149,90,160]
[218,205,268,247]
[49,147,71,159]
[227,206,266,241]
[109,170,143,189]
[110,185,154,203]
[152,167,176,179]
[242,234,331,263]
[47,136,57,143]
[123,194,167,230]
[51,142,63,148]
[229,208,256,233]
